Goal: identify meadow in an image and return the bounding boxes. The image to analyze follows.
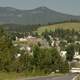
[36,22,80,35]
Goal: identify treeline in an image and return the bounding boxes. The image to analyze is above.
[0,20,80,32]
[0,24,41,32]
[48,20,80,25]
[0,28,69,73]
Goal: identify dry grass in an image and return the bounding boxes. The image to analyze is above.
[36,22,80,35]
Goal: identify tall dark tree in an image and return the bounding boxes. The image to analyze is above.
[0,28,16,71]
[66,44,75,61]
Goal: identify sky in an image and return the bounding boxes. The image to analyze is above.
[0,0,80,15]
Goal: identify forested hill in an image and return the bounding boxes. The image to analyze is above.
[0,7,80,25]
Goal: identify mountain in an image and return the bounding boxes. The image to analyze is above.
[0,6,80,25]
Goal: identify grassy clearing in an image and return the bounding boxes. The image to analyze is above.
[36,22,80,35]
[25,71,47,77]
[0,72,26,80]
[0,71,65,80]
[0,71,47,80]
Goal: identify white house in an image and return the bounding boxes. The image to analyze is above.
[15,53,21,58]
[70,68,80,73]
[60,51,67,59]
[19,38,27,42]
[26,46,31,52]
[51,41,55,47]
[75,41,80,44]
[73,52,80,60]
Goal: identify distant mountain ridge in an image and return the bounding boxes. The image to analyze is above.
[0,6,80,25]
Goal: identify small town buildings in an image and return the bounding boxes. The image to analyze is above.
[73,52,80,60]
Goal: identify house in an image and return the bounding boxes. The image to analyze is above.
[75,41,80,44]
[60,51,80,61]
[19,38,27,42]
[70,68,80,73]
[60,51,67,60]
[73,52,80,60]
[15,53,21,58]
[60,51,67,57]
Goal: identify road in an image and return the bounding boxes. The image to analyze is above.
[24,73,77,80]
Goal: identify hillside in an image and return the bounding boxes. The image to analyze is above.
[36,22,80,35]
[0,7,80,25]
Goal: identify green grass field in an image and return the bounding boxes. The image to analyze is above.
[0,71,48,80]
[0,72,26,80]
[36,22,80,35]
[0,71,65,80]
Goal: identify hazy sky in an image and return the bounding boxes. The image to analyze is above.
[0,0,80,15]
